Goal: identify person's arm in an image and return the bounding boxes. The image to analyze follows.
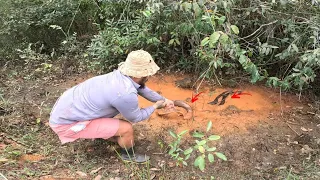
[137,86,165,102]
[111,93,163,123]
[138,86,175,109]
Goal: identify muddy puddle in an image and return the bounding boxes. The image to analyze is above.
[136,75,301,136]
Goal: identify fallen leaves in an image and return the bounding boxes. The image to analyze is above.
[112,169,120,174]
[94,175,102,180]
[76,171,87,178]
[75,168,104,180]
[168,162,175,168]
[0,157,9,162]
[90,167,103,175]
[109,177,121,180]
[150,173,156,180]
[300,145,314,155]
[0,143,6,150]
[301,127,312,132]
[149,168,161,171]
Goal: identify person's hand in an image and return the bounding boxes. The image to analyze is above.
[163,98,174,109]
[153,100,165,109]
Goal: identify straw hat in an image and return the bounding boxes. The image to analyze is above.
[118,50,160,78]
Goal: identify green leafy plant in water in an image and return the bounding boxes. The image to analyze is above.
[168,121,227,171]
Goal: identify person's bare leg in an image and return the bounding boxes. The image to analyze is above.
[112,119,149,163]
[113,120,134,148]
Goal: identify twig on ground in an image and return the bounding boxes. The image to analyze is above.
[286,121,300,125]
[0,173,8,180]
[286,122,300,135]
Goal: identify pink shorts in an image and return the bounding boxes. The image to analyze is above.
[49,118,120,144]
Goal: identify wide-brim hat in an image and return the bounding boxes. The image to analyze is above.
[118,50,160,78]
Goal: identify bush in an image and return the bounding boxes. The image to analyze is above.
[0,0,97,60]
[87,0,320,91]
[1,0,319,92]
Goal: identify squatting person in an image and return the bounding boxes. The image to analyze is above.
[49,50,174,163]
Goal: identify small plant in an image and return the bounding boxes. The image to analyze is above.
[168,121,227,171]
[168,129,188,166]
[4,145,22,159]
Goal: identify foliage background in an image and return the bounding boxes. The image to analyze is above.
[1,0,320,94]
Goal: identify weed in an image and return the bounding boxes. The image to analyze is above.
[168,121,227,171]
[4,145,22,160]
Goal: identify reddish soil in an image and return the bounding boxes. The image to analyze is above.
[19,154,44,162]
[137,75,301,135]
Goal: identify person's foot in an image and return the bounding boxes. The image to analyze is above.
[119,147,150,163]
[121,153,150,163]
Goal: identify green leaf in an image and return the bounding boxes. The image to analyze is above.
[209,32,221,47]
[215,152,227,161]
[185,154,191,160]
[239,55,247,64]
[169,147,176,155]
[193,144,199,149]
[198,0,205,6]
[217,16,226,25]
[168,39,175,45]
[197,140,207,146]
[208,135,220,141]
[199,156,205,171]
[207,147,217,152]
[184,147,193,155]
[169,131,177,138]
[181,2,192,11]
[201,37,210,46]
[293,68,300,72]
[178,130,188,136]
[49,25,62,30]
[142,10,151,17]
[219,34,229,44]
[230,25,239,35]
[192,131,205,138]
[292,44,299,52]
[183,161,188,166]
[198,146,205,153]
[194,155,205,171]
[192,2,201,17]
[12,150,21,156]
[208,153,214,163]
[194,155,201,166]
[206,121,212,132]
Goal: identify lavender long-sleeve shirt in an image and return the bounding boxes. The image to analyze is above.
[49,70,164,125]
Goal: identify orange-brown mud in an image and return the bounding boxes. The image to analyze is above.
[19,154,44,162]
[137,75,300,136]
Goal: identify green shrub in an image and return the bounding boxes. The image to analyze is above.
[1,0,319,91]
[87,0,320,91]
[0,0,97,59]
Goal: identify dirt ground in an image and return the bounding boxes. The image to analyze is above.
[0,71,320,180]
